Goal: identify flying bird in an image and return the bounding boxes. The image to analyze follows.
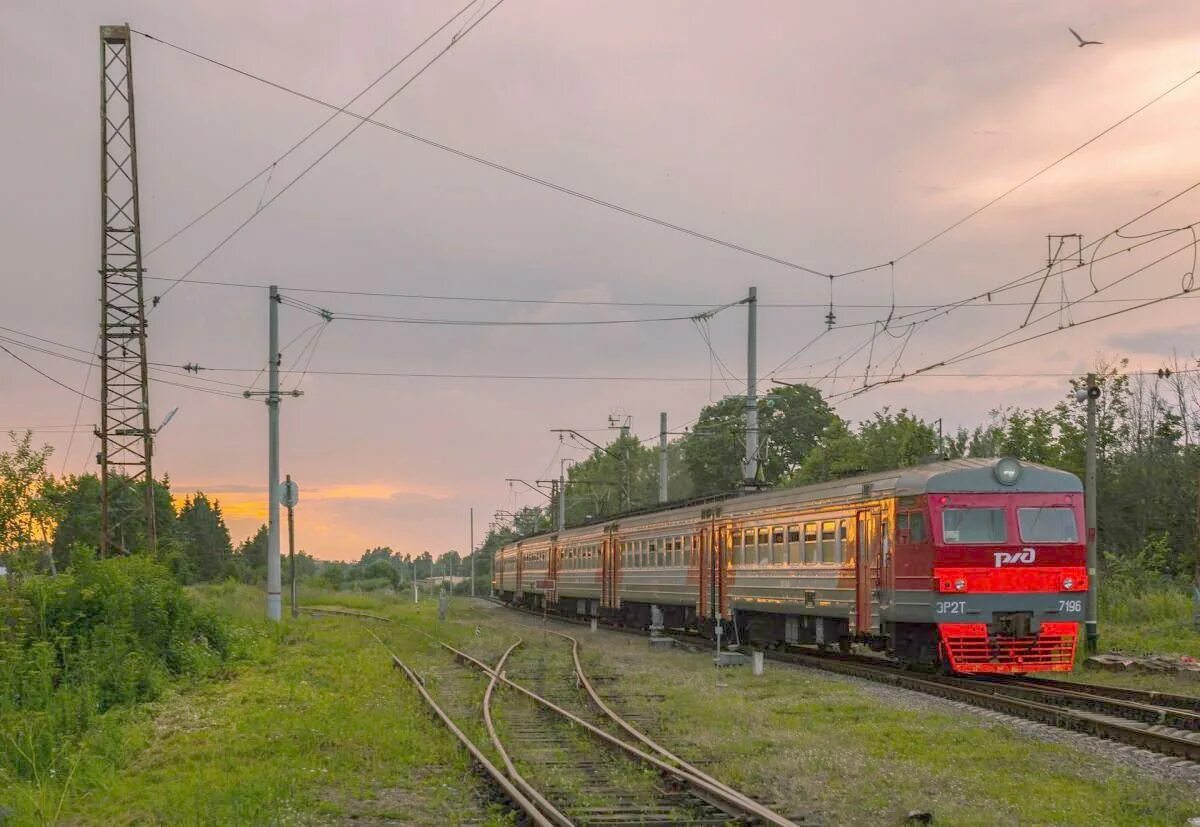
[1069,27,1103,47]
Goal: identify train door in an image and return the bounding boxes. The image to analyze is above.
[515,544,525,601]
[600,533,620,609]
[855,510,882,635]
[696,512,729,623]
[697,522,713,621]
[548,540,560,605]
[880,511,895,616]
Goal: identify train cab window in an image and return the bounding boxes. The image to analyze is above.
[804,523,818,563]
[1018,507,1078,542]
[942,508,1007,543]
[820,521,837,563]
[787,525,801,564]
[772,527,786,564]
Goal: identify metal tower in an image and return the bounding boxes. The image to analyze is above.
[98,24,155,555]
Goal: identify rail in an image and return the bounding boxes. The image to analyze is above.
[354,622,554,826]
[444,638,799,826]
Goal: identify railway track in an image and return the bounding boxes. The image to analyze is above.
[450,635,799,825]
[490,599,1200,767]
[321,606,797,825]
[770,649,1200,763]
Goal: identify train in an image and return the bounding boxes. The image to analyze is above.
[493,457,1086,674]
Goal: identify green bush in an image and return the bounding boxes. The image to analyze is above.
[0,551,232,783]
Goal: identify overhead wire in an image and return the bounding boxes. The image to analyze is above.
[141,0,512,306]
[131,0,484,261]
[831,234,1200,401]
[133,29,832,280]
[831,66,1200,276]
[1,344,98,402]
[275,292,739,326]
[781,181,1200,390]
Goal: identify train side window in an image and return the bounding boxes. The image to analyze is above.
[837,521,848,563]
[757,528,770,565]
[787,525,801,564]
[740,529,752,566]
[820,521,837,563]
[804,523,817,563]
[772,527,786,564]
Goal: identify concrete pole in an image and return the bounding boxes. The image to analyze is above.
[266,286,282,621]
[658,411,669,504]
[1085,372,1099,653]
[743,286,759,486]
[470,507,475,598]
[557,474,566,531]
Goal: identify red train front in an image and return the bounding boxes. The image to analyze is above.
[910,458,1086,673]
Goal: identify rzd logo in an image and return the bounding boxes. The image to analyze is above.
[993,548,1036,568]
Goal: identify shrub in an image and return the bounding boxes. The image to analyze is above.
[0,551,232,782]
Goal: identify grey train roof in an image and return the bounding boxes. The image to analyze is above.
[502,458,1081,547]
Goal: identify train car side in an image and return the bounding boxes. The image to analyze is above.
[493,458,1084,674]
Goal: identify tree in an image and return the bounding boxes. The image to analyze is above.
[680,396,745,495]
[680,384,838,495]
[0,431,60,576]
[177,493,234,582]
[794,408,936,484]
[760,384,838,480]
[237,524,268,574]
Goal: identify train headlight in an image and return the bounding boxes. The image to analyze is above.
[1062,577,1075,590]
[954,578,967,591]
[994,457,1022,486]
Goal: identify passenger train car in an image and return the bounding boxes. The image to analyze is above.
[494,458,1086,674]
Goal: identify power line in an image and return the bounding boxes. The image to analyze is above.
[132,0,483,261]
[142,0,512,305]
[0,344,98,402]
[134,30,833,280]
[832,238,1200,400]
[0,329,248,400]
[137,272,1200,310]
[833,66,1200,276]
[777,180,1200,382]
[275,293,739,326]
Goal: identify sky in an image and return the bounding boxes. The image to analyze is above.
[3,1,1200,560]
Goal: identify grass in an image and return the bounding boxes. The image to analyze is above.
[478,608,1200,827]
[5,585,515,825]
[11,584,1200,825]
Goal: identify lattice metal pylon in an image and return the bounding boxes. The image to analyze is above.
[98,24,155,555]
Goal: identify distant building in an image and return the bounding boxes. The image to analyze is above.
[418,575,468,588]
